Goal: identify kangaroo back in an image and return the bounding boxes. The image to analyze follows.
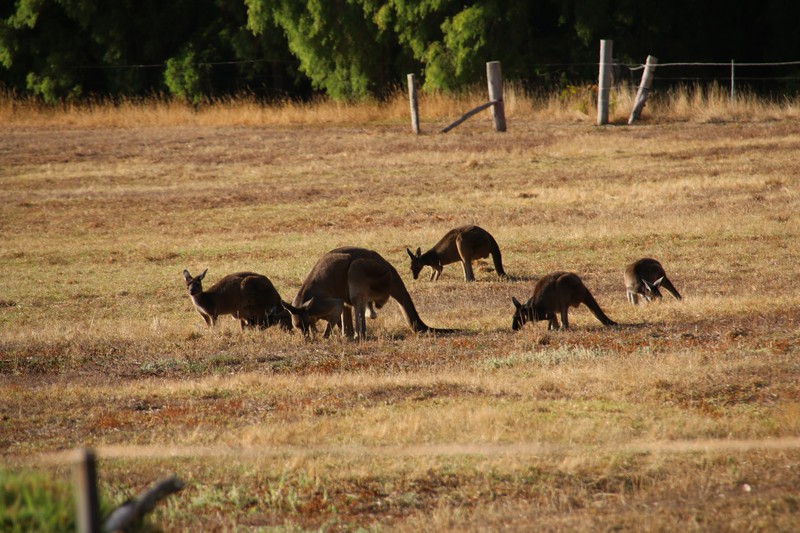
[237,275,286,327]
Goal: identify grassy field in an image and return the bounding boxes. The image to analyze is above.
[1,89,800,530]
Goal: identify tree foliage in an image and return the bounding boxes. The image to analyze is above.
[2,0,799,103]
[0,0,304,103]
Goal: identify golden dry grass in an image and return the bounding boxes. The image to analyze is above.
[4,82,799,127]
[1,91,799,530]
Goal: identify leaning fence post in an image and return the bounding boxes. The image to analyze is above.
[407,74,420,134]
[74,448,100,533]
[597,39,613,125]
[628,55,658,124]
[486,61,506,132]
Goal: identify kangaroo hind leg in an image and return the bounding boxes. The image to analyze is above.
[560,308,570,330]
[347,258,391,340]
[455,237,475,282]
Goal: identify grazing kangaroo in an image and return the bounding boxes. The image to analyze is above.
[281,298,379,338]
[183,269,291,330]
[406,225,506,282]
[624,258,682,305]
[511,272,617,331]
[285,247,454,339]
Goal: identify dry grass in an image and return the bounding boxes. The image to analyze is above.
[1,92,799,530]
[4,82,800,127]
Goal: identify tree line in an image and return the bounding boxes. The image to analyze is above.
[1,0,798,104]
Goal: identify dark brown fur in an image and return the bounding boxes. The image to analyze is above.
[512,272,616,330]
[183,269,290,330]
[407,225,506,282]
[624,258,682,304]
[285,247,454,339]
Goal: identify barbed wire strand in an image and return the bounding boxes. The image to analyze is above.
[69,59,800,71]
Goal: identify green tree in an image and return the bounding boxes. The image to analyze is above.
[0,0,303,102]
[246,0,404,100]
[3,1,798,102]
[245,0,585,97]
[165,50,203,105]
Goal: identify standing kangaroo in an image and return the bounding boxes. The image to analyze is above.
[284,247,453,339]
[183,269,291,330]
[511,272,617,330]
[406,225,506,282]
[624,258,682,304]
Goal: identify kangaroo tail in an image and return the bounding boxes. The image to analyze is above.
[660,277,682,300]
[424,327,460,335]
[390,269,430,332]
[583,291,617,326]
[389,267,461,334]
[489,236,506,277]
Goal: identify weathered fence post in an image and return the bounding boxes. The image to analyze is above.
[486,61,506,132]
[407,73,420,134]
[730,59,735,107]
[597,39,613,125]
[628,55,658,124]
[74,448,100,533]
[104,475,186,532]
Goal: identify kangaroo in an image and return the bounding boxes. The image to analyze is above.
[284,247,454,339]
[511,272,617,331]
[281,297,380,338]
[406,225,506,282]
[624,258,682,305]
[282,296,346,337]
[183,269,291,330]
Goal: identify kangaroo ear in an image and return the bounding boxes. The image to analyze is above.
[282,301,303,315]
[198,269,208,280]
[653,276,664,287]
[301,297,315,310]
[511,296,522,309]
[642,279,653,290]
[183,269,192,282]
[406,247,415,260]
[415,247,421,257]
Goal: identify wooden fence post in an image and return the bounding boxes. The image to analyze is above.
[597,39,613,125]
[407,74,420,134]
[628,55,658,124]
[486,61,506,132]
[74,448,100,533]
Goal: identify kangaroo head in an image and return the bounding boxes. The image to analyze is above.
[406,247,424,280]
[183,269,207,296]
[282,298,315,335]
[268,304,293,331]
[511,296,534,331]
[641,277,664,301]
